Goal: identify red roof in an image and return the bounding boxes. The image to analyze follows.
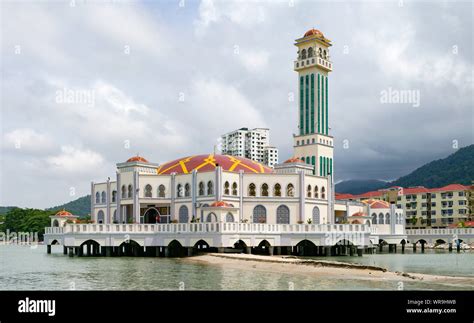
[284,157,304,164]
[335,193,355,200]
[355,191,383,199]
[351,212,368,217]
[304,28,324,38]
[210,201,233,208]
[429,184,470,192]
[156,154,273,175]
[361,199,391,209]
[55,209,73,217]
[449,221,474,228]
[126,155,149,163]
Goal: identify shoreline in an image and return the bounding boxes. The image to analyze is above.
[183,253,474,288]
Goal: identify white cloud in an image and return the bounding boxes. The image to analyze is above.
[238,49,269,72]
[46,146,105,175]
[3,128,55,153]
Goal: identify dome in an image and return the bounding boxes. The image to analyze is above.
[284,157,304,164]
[304,28,324,38]
[361,199,391,209]
[55,209,73,217]
[156,154,273,175]
[126,155,149,163]
[210,201,233,208]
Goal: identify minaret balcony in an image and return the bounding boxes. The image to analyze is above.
[294,57,332,72]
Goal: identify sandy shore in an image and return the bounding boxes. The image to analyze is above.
[184,253,474,288]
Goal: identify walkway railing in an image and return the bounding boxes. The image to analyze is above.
[45,223,370,235]
[406,228,474,235]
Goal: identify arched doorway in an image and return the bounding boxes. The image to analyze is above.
[144,208,160,224]
[253,240,271,255]
[296,239,318,256]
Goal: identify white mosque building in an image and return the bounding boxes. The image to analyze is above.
[90,28,404,230]
[46,28,408,257]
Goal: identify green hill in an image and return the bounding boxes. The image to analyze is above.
[389,145,474,188]
[337,145,474,194]
[46,195,91,216]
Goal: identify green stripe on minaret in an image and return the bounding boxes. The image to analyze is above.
[326,76,328,135]
[299,76,303,135]
[311,74,314,133]
[317,74,320,133]
[305,75,309,134]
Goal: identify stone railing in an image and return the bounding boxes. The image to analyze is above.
[45,223,370,235]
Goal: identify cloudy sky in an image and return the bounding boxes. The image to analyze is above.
[1,0,472,208]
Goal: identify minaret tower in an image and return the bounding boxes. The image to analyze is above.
[293,28,333,178]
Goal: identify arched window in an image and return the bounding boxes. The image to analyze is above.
[308,47,313,58]
[112,190,117,203]
[101,191,106,203]
[321,186,326,199]
[185,183,190,197]
[113,210,118,223]
[286,184,294,197]
[248,183,256,196]
[307,185,312,198]
[95,192,100,203]
[179,205,189,223]
[323,49,327,59]
[253,205,267,223]
[226,212,235,223]
[121,185,126,198]
[97,210,105,224]
[261,183,269,197]
[372,213,377,225]
[198,182,204,196]
[312,206,320,224]
[177,184,183,197]
[53,219,59,227]
[200,203,209,222]
[128,184,133,198]
[206,212,217,223]
[224,181,230,195]
[207,181,214,195]
[274,183,281,197]
[385,213,390,224]
[276,205,290,224]
[158,185,165,198]
[301,48,307,59]
[314,186,319,198]
[232,182,238,196]
[145,184,152,198]
[378,213,384,225]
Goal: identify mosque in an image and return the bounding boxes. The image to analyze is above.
[89,28,404,233]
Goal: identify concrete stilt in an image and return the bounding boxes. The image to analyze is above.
[63,246,67,255]
[324,246,331,257]
[245,247,252,254]
[155,247,160,257]
[268,246,274,256]
[275,246,281,255]
[164,247,170,257]
[379,244,383,253]
[187,247,193,257]
[217,247,225,254]
[357,248,363,257]
[448,243,453,252]
[106,247,112,257]
[413,243,417,252]
[47,245,51,254]
[68,247,74,257]
[349,246,354,256]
